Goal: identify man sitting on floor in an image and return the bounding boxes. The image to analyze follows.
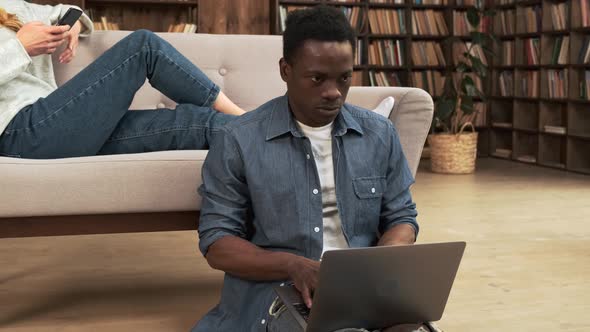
[192,5,440,332]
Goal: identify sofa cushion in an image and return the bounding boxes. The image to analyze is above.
[0,151,207,218]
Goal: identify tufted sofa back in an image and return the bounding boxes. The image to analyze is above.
[53,31,287,112]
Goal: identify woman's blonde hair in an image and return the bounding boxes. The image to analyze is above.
[0,7,23,33]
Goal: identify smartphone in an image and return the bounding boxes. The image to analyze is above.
[56,8,83,28]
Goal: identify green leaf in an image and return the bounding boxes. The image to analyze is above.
[460,96,475,115]
[470,57,487,77]
[461,76,477,95]
[484,9,497,17]
[467,8,480,28]
[435,98,456,122]
[456,62,470,73]
[470,31,484,44]
[482,45,495,57]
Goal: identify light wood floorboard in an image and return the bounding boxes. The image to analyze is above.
[0,158,589,331]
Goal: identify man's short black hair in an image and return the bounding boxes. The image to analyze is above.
[283,5,356,64]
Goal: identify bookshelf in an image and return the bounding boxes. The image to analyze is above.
[490,0,590,174]
[31,0,198,32]
[270,0,589,173]
[271,0,487,153]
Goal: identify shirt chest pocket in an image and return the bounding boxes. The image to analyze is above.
[351,176,386,235]
[353,176,386,199]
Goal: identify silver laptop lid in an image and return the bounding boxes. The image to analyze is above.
[306,242,466,332]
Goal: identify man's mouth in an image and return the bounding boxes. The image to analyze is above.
[317,105,341,111]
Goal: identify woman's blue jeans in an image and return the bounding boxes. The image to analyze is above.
[0,30,235,159]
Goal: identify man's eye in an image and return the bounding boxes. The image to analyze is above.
[342,75,352,82]
[311,76,322,83]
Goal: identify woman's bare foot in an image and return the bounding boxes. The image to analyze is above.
[213,91,246,116]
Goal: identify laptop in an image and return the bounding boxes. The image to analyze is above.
[273,242,466,332]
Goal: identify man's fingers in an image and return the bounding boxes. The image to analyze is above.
[301,285,313,308]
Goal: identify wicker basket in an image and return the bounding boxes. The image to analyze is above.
[428,123,478,174]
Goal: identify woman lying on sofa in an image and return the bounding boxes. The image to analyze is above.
[0,1,243,159]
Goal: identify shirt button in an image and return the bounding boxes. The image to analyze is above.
[371,187,376,193]
[314,227,320,233]
[313,189,319,195]
[219,67,228,76]
[306,154,310,160]
[261,319,266,324]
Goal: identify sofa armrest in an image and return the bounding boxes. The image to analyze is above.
[346,87,434,177]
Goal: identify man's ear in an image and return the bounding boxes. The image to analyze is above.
[279,58,290,82]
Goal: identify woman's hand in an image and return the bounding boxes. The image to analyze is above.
[16,22,70,57]
[58,21,81,63]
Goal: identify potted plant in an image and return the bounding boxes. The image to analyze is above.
[428,4,495,174]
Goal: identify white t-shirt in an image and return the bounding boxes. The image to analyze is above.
[297,120,349,254]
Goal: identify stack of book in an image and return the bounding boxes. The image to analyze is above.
[473,103,487,127]
[411,10,448,35]
[369,71,402,87]
[499,71,514,96]
[516,155,537,163]
[581,0,589,27]
[547,70,567,99]
[550,36,569,65]
[413,0,448,4]
[280,5,365,33]
[497,10,515,35]
[411,41,446,66]
[493,148,512,158]
[355,39,363,66]
[523,6,542,33]
[582,71,590,100]
[167,23,197,33]
[544,125,567,134]
[370,0,404,4]
[368,40,405,66]
[520,71,539,98]
[93,16,120,31]
[411,71,445,96]
[523,38,540,66]
[351,71,363,86]
[550,2,568,31]
[502,41,514,66]
[579,36,590,64]
[368,9,405,34]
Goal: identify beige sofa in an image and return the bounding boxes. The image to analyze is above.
[0,31,433,238]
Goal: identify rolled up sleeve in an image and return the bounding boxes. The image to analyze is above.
[379,123,419,237]
[197,129,251,256]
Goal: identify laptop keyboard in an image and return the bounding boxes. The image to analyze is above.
[293,303,311,321]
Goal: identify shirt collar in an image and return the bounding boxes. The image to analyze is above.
[265,95,364,141]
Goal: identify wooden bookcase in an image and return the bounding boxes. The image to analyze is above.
[270,0,493,156]
[491,0,590,174]
[31,0,198,32]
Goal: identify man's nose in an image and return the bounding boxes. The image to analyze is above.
[322,81,342,100]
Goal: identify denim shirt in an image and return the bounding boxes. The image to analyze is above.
[192,95,418,332]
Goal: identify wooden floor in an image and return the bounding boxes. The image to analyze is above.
[1,158,589,332]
